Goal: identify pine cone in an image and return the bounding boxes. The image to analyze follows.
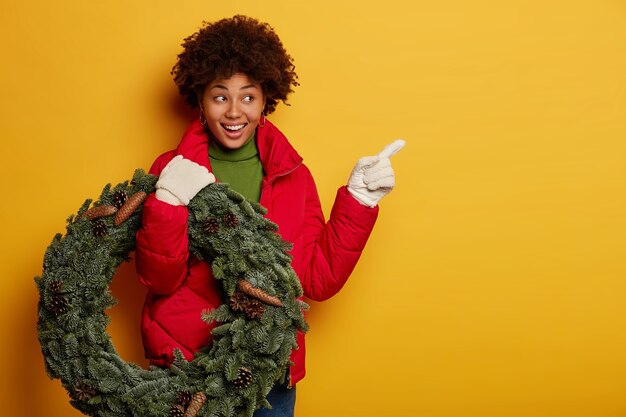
[233,367,253,388]
[176,390,192,408]
[244,299,265,319]
[224,213,238,228]
[183,392,207,417]
[112,190,128,209]
[203,218,220,234]
[114,191,147,225]
[229,292,250,312]
[169,404,185,417]
[237,280,283,307]
[49,279,63,294]
[78,205,117,221]
[72,381,96,402]
[92,220,108,237]
[50,293,69,316]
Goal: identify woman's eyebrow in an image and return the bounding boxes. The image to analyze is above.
[209,84,258,91]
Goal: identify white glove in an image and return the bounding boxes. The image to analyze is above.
[347,139,405,207]
[155,155,216,206]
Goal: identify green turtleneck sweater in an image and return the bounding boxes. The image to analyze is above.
[209,133,264,202]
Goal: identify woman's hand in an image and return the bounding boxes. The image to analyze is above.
[155,155,216,206]
[347,139,405,207]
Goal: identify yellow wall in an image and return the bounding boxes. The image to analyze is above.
[1,1,625,416]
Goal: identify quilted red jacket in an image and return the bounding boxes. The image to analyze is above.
[135,118,378,385]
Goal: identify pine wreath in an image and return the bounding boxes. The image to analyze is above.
[36,169,308,417]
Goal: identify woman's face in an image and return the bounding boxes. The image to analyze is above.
[201,73,266,150]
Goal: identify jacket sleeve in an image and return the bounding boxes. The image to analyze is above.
[135,152,190,295]
[298,171,379,301]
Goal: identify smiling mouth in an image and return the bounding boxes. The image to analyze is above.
[222,123,246,132]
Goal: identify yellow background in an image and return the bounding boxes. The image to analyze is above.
[1,1,625,416]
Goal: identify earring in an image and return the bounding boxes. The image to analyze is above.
[199,109,207,126]
[259,113,266,127]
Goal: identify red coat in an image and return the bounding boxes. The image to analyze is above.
[135,119,378,385]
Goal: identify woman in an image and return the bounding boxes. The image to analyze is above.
[135,15,403,416]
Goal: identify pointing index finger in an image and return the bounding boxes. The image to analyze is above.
[377,139,406,159]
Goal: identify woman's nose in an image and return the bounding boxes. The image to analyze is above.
[226,102,242,118]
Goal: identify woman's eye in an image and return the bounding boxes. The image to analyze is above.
[214,96,226,102]
[243,96,254,103]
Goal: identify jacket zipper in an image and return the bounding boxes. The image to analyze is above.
[261,160,302,389]
[269,161,302,185]
[260,161,302,199]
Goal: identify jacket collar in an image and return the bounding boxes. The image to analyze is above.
[175,119,303,183]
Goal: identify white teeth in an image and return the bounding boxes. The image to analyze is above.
[223,124,245,131]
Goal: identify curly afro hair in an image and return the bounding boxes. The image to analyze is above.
[172,15,299,115]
